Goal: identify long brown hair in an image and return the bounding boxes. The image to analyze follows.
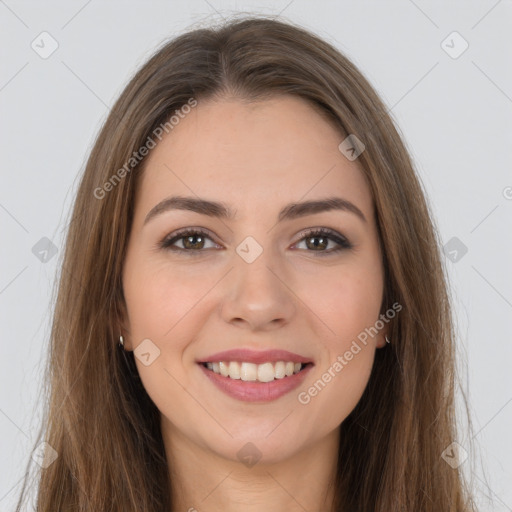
[16,14,477,511]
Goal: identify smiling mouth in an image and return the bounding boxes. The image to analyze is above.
[200,361,312,383]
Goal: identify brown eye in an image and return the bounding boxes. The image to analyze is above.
[160,229,220,253]
[293,228,352,254]
[181,233,206,250]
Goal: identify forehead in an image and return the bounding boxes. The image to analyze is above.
[135,95,373,222]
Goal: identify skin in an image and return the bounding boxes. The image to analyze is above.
[121,95,388,511]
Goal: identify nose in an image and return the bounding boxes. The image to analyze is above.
[220,247,297,332]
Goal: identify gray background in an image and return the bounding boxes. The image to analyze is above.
[1,1,511,510]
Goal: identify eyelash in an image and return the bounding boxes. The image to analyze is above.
[159,227,353,256]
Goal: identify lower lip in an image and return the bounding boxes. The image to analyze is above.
[198,363,313,402]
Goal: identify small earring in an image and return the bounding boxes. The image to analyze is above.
[119,335,125,349]
[385,335,391,344]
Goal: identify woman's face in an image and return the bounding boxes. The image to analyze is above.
[122,95,387,464]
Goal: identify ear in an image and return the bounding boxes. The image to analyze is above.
[116,292,133,351]
[118,323,133,352]
[375,323,390,349]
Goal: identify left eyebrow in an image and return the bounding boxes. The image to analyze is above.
[143,195,367,226]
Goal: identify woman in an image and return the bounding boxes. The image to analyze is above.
[16,15,476,511]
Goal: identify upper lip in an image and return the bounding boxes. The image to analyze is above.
[198,349,313,365]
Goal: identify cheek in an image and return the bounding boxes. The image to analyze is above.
[299,261,383,344]
[123,259,219,392]
[296,334,376,438]
[124,259,215,339]
[319,347,375,427]
[123,262,208,414]
[336,277,382,341]
[299,316,377,432]
[294,263,382,424]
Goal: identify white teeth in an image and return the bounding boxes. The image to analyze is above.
[274,361,286,379]
[257,362,275,383]
[228,361,241,379]
[240,362,257,381]
[204,360,305,382]
[219,362,229,377]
